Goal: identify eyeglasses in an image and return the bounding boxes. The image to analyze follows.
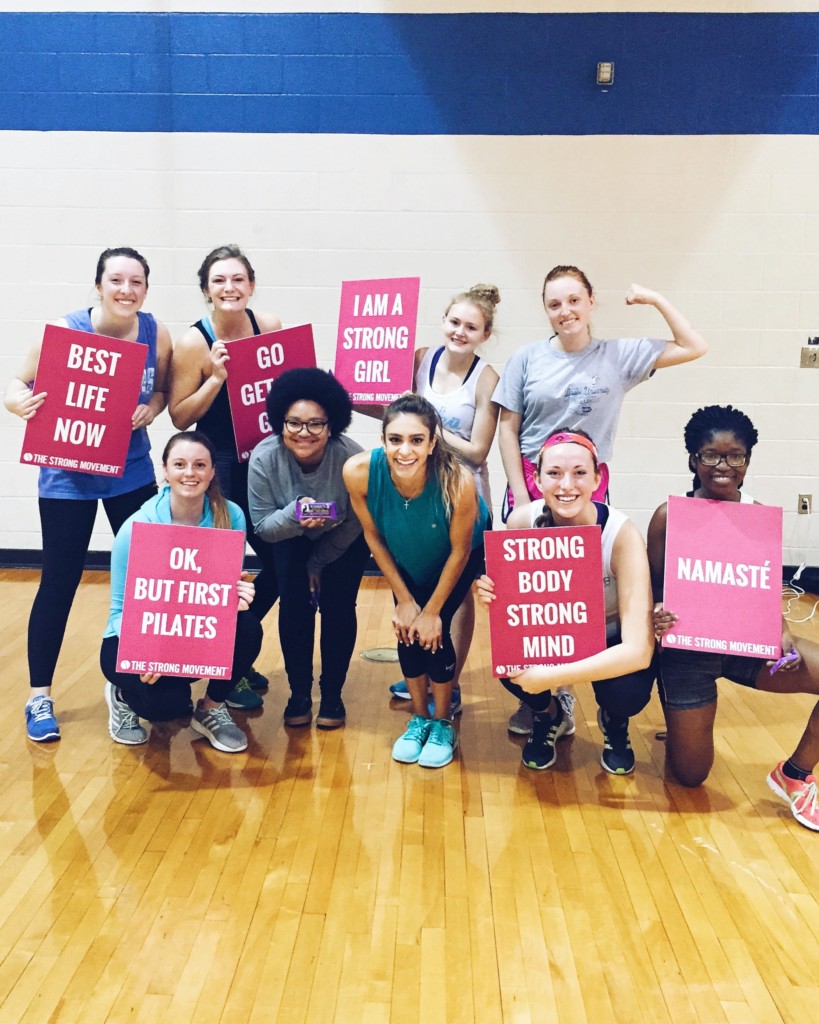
[694,452,748,468]
[283,419,328,436]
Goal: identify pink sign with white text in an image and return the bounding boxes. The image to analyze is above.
[333,277,419,402]
[21,324,147,477]
[484,526,606,678]
[662,495,782,659]
[117,522,245,679]
[224,325,316,461]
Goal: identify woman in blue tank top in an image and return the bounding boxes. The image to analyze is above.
[4,247,172,743]
[344,394,489,769]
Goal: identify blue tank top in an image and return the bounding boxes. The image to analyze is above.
[38,309,159,500]
[367,447,487,588]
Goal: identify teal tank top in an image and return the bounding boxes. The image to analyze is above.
[367,448,487,588]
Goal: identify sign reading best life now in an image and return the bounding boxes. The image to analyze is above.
[20,324,147,477]
[662,496,783,658]
[333,277,420,402]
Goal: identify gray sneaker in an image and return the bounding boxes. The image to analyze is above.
[555,688,577,736]
[191,699,248,753]
[104,682,148,745]
[508,700,535,735]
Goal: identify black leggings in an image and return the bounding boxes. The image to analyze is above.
[271,532,370,699]
[395,546,485,685]
[214,456,279,621]
[29,484,157,688]
[99,611,263,721]
[501,646,655,720]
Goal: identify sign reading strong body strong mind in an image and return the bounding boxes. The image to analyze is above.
[333,277,420,403]
[21,324,147,477]
[662,495,783,659]
[484,526,607,678]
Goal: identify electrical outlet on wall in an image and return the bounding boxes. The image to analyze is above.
[798,494,812,515]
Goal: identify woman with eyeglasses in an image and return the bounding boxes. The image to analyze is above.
[248,368,369,728]
[648,405,819,831]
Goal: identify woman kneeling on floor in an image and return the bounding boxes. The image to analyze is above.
[100,431,263,753]
[478,429,654,774]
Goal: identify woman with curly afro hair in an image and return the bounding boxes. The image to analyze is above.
[248,368,369,729]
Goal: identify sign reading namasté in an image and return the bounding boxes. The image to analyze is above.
[117,522,246,679]
[333,277,420,403]
[20,324,147,477]
[662,495,783,658]
[484,526,606,678]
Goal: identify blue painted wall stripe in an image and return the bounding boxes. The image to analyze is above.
[1,12,818,134]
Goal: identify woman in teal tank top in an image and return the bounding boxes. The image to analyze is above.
[344,394,488,769]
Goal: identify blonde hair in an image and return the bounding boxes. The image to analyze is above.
[445,282,500,335]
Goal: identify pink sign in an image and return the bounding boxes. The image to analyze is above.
[484,526,606,678]
[20,324,147,477]
[662,495,782,659]
[333,277,420,403]
[116,522,246,679]
[224,325,317,461]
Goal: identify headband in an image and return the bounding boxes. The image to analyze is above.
[540,432,598,459]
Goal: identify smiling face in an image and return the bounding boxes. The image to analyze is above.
[281,400,330,467]
[690,430,749,501]
[442,300,490,355]
[163,440,216,501]
[535,443,600,524]
[383,413,436,487]
[96,256,148,320]
[543,275,594,345]
[204,257,255,313]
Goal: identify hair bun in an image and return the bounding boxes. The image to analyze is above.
[468,283,500,306]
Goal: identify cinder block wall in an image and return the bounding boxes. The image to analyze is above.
[1,3,817,565]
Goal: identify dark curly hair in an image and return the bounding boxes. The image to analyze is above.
[683,405,758,490]
[265,368,353,436]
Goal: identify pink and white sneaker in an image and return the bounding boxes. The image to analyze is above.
[767,761,819,832]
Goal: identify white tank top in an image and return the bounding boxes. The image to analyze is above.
[528,501,628,640]
[416,345,492,506]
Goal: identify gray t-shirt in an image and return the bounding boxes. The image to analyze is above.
[248,433,363,573]
[493,336,665,463]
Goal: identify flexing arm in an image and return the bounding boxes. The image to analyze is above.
[625,284,708,369]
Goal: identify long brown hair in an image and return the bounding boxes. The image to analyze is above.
[161,431,232,530]
[382,394,466,519]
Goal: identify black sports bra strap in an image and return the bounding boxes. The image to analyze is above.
[247,308,261,336]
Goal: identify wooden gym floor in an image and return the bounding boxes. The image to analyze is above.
[0,569,817,1023]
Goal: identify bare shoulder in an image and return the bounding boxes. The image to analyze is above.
[172,326,210,361]
[507,502,536,529]
[255,311,283,332]
[343,449,371,488]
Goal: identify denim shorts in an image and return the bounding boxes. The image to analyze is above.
[658,647,764,711]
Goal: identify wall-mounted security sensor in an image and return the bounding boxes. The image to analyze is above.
[596,62,614,86]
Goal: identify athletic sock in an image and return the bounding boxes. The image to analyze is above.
[782,757,811,782]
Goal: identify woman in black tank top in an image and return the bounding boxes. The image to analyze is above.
[168,245,284,703]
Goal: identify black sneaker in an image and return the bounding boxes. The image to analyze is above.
[522,704,571,770]
[598,708,635,774]
[247,666,269,693]
[283,695,312,727]
[316,699,346,730]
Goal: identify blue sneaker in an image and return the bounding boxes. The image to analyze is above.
[427,686,463,718]
[389,680,412,700]
[418,719,458,769]
[25,694,60,742]
[392,715,432,763]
